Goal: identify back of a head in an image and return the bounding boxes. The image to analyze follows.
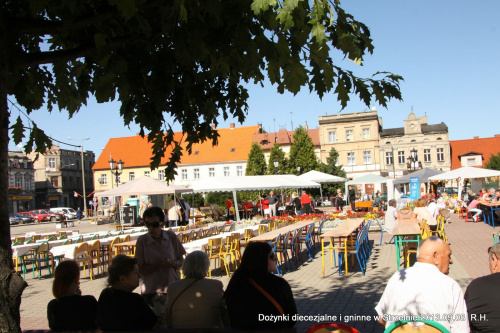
[107,254,137,287]
[143,206,164,221]
[53,260,80,300]
[417,236,444,259]
[238,242,272,276]
[388,199,397,207]
[182,251,209,279]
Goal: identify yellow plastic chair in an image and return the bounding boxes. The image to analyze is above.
[204,237,222,278]
[73,242,93,280]
[88,240,103,276]
[218,235,234,276]
[258,224,268,235]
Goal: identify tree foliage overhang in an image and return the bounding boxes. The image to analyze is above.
[4,0,403,181]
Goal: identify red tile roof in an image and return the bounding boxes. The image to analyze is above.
[252,128,319,150]
[93,125,259,170]
[450,135,500,169]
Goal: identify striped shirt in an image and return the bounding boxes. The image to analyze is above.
[375,262,469,332]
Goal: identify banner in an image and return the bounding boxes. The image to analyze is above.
[409,177,420,201]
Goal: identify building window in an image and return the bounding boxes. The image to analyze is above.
[386,151,393,165]
[51,176,58,187]
[100,174,107,185]
[181,169,187,180]
[347,152,355,166]
[209,168,215,177]
[16,177,22,188]
[26,178,31,190]
[69,177,73,187]
[194,168,200,179]
[363,151,372,164]
[424,149,431,162]
[237,166,243,176]
[362,128,370,140]
[398,151,405,164]
[158,170,165,181]
[49,158,56,169]
[144,171,150,177]
[467,158,475,166]
[437,148,444,162]
[346,130,353,142]
[224,167,230,177]
[328,131,336,143]
[129,172,135,181]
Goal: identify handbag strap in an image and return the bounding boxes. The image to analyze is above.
[248,277,284,315]
[169,279,200,314]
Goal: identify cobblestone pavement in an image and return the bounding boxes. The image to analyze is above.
[14,214,498,332]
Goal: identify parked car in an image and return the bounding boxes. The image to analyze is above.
[16,212,35,224]
[28,209,59,222]
[9,213,19,225]
[46,210,64,222]
[50,207,77,220]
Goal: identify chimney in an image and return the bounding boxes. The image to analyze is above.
[495,134,500,138]
[304,121,308,131]
[211,124,216,129]
[474,136,479,139]
[258,123,262,134]
[230,123,235,129]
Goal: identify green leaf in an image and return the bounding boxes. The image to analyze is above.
[283,59,308,95]
[277,0,300,30]
[94,34,106,49]
[311,23,327,44]
[109,0,137,20]
[9,116,25,145]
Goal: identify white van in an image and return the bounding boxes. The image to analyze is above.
[51,207,77,220]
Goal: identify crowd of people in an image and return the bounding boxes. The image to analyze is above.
[46,202,499,332]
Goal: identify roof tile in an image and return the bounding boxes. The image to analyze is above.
[450,136,500,169]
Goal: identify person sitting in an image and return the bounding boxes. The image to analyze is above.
[224,242,297,330]
[479,187,488,198]
[375,237,469,332]
[384,199,398,234]
[425,193,440,219]
[372,192,382,208]
[47,260,97,331]
[413,198,437,230]
[468,195,483,222]
[465,244,500,332]
[97,255,158,331]
[166,251,230,328]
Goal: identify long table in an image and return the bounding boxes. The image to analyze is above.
[248,221,315,243]
[320,218,365,277]
[392,220,420,270]
[479,201,500,227]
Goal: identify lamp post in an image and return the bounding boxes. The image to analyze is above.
[296,166,301,175]
[406,148,422,172]
[108,158,124,187]
[67,137,90,219]
[273,159,279,174]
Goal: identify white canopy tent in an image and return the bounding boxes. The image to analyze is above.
[345,174,389,204]
[298,170,347,203]
[428,167,500,199]
[190,175,321,221]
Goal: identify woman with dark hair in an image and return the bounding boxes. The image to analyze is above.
[47,260,97,331]
[224,242,297,329]
[97,255,157,331]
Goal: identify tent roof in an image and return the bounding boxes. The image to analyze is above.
[298,170,347,183]
[346,173,388,185]
[393,168,444,184]
[428,166,500,181]
[190,175,321,193]
[95,176,192,197]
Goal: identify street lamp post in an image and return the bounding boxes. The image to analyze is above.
[108,158,124,223]
[273,159,279,174]
[406,148,422,172]
[67,137,90,219]
[296,166,301,175]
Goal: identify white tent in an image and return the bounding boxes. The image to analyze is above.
[190,175,321,221]
[345,174,389,204]
[95,176,192,197]
[299,170,346,203]
[428,167,500,199]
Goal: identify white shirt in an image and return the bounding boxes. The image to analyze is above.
[385,206,397,234]
[426,201,440,219]
[375,262,469,332]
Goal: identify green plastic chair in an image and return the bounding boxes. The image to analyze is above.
[22,242,54,279]
[91,234,99,240]
[384,319,450,333]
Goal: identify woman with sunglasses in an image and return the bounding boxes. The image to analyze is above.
[224,242,297,329]
[134,206,186,326]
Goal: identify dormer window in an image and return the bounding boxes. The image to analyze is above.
[261,140,268,145]
[194,151,199,155]
[231,148,235,152]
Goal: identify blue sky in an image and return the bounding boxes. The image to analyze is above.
[8,0,500,158]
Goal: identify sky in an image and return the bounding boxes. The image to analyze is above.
[8,0,500,160]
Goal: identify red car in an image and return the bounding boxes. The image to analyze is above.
[28,209,61,223]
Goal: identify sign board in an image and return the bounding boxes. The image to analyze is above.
[13,196,33,200]
[409,177,420,201]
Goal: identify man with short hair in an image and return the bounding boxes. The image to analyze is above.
[426,193,440,219]
[375,237,469,332]
[268,191,279,217]
[465,244,500,332]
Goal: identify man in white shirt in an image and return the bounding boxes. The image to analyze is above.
[426,193,440,219]
[375,237,469,332]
